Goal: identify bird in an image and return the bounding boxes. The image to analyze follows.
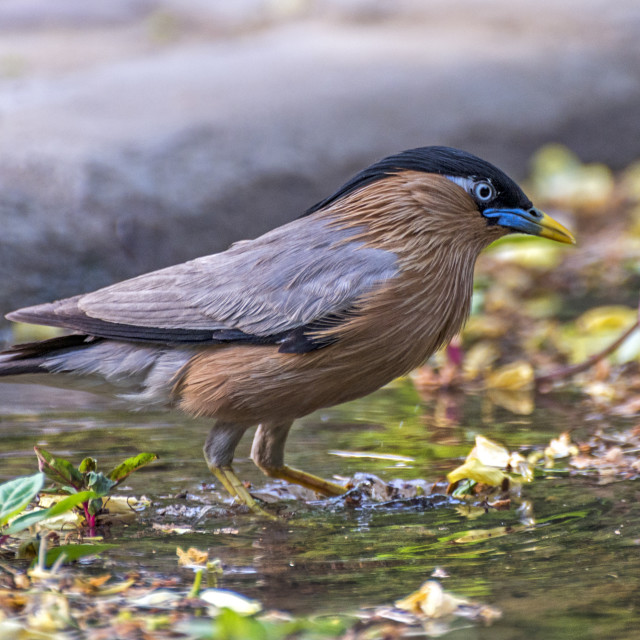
[0,146,575,514]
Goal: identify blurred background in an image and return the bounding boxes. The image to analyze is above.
[0,0,639,323]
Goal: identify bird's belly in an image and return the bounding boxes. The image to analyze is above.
[176,336,431,424]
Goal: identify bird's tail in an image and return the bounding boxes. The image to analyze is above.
[0,334,98,377]
[0,333,193,408]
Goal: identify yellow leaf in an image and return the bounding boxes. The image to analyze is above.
[531,144,581,178]
[101,495,149,515]
[452,526,513,543]
[621,161,640,201]
[509,452,534,482]
[488,240,563,269]
[96,578,136,596]
[472,436,510,467]
[26,593,72,632]
[177,546,209,567]
[73,574,111,594]
[487,388,534,415]
[447,457,507,486]
[454,505,487,519]
[396,581,467,618]
[463,341,500,379]
[485,361,534,391]
[544,433,578,461]
[530,144,614,210]
[576,306,637,333]
[463,316,509,339]
[583,381,620,402]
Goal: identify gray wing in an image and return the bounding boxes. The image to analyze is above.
[7,216,398,352]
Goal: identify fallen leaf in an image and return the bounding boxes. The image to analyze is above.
[177,546,209,567]
[472,436,510,467]
[447,456,507,487]
[545,433,579,463]
[199,589,262,615]
[396,581,468,619]
[577,306,637,333]
[485,361,534,390]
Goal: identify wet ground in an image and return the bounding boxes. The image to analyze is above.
[1,378,639,639]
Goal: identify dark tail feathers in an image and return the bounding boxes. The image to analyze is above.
[0,334,100,376]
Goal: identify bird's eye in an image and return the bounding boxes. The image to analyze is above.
[473,180,495,202]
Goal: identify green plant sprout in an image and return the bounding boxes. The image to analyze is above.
[33,447,157,531]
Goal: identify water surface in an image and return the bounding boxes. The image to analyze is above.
[1,379,638,639]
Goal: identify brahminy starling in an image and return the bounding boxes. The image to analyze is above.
[0,146,575,513]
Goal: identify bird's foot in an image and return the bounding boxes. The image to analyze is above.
[210,464,277,519]
[263,464,346,497]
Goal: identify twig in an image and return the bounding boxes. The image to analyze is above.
[535,320,640,386]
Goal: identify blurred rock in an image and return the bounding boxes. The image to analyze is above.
[1,0,639,317]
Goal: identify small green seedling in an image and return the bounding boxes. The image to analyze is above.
[0,472,95,547]
[34,447,157,530]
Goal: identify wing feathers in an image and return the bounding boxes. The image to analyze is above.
[7,216,398,352]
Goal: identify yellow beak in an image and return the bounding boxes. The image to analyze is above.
[536,210,576,245]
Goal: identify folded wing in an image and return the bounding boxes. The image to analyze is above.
[7,217,398,353]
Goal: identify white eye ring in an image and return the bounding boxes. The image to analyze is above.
[473,180,495,202]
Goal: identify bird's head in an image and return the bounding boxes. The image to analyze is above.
[307,146,575,253]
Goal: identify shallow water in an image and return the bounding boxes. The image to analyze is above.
[1,379,639,639]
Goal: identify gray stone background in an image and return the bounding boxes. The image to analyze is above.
[1,0,639,321]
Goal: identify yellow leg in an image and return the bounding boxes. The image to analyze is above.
[209,465,277,520]
[251,423,347,497]
[264,464,346,497]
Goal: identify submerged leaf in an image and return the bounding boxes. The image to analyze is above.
[487,388,534,415]
[44,543,115,567]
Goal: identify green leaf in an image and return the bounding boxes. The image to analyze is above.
[450,478,477,498]
[212,608,268,640]
[4,490,98,535]
[44,543,115,567]
[4,509,52,534]
[78,457,97,474]
[34,446,84,491]
[0,473,44,527]
[182,613,349,640]
[107,453,157,485]
[86,471,116,497]
[49,491,98,517]
[88,498,104,516]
